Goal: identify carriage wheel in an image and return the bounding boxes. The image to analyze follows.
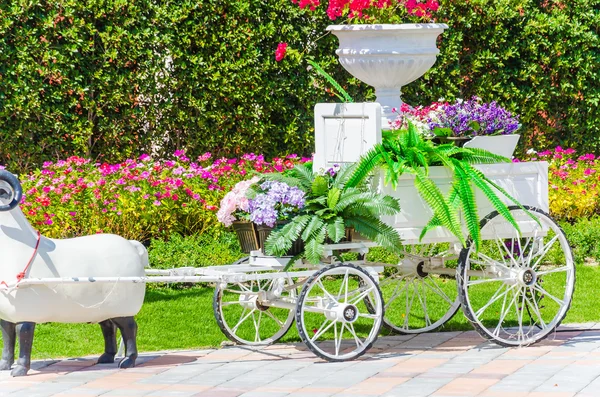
[296,263,383,362]
[370,243,461,334]
[458,206,575,347]
[213,273,296,345]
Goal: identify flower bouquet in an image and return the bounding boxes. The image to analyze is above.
[391,97,521,156]
[217,177,306,253]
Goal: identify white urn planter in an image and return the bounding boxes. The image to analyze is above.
[327,23,448,127]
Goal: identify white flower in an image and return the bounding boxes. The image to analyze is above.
[526,148,537,155]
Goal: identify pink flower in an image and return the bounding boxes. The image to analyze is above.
[153,200,161,206]
[275,42,288,62]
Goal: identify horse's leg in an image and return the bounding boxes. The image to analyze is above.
[111,317,138,369]
[11,322,35,377]
[0,319,16,370]
[97,320,118,364]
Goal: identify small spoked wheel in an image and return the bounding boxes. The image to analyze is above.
[213,273,296,345]
[372,243,461,334]
[296,263,384,362]
[458,206,575,347]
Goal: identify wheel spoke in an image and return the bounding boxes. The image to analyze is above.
[403,280,417,329]
[533,284,565,307]
[537,266,570,276]
[358,312,379,320]
[264,310,284,327]
[526,286,547,330]
[335,322,345,356]
[221,300,245,306]
[475,284,515,318]
[253,311,262,343]
[337,268,350,303]
[311,318,336,342]
[233,308,255,333]
[467,277,514,287]
[317,279,338,303]
[422,276,454,306]
[493,286,521,337]
[532,235,560,270]
[349,323,364,348]
[350,285,376,306]
[385,276,413,310]
[474,253,512,273]
[517,289,526,343]
[415,282,431,327]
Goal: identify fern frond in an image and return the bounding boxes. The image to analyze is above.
[291,163,316,190]
[306,60,354,103]
[458,147,510,164]
[419,215,443,241]
[413,167,465,246]
[264,215,311,256]
[304,227,327,264]
[453,161,481,251]
[463,164,522,235]
[344,215,403,254]
[326,216,346,242]
[332,163,358,189]
[301,216,325,242]
[347,147,383,188]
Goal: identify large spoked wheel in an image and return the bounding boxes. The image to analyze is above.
[214,273,296,345]
[458,206,575,347]
[296,263,384,362]
[373,243,461,334]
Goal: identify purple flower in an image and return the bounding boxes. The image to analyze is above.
[429,97,520,137]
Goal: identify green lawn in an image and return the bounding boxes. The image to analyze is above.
[21,264,600,360]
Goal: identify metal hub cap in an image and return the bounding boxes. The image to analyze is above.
[342,305,358,322]
[520,268,537,286]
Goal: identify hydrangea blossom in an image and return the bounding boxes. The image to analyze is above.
[216,176,260,227]
[248,181,306,227]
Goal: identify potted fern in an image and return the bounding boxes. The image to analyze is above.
[348,121,529,251]
[263,163,403,264]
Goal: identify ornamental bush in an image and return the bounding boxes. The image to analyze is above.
[18,152,306,240]
[1,0,599,171]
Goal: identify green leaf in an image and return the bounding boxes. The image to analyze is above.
[327,187,341,209]
[312,175,329,196]
[326,216,346,242]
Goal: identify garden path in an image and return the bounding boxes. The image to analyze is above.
[2,324,600,397]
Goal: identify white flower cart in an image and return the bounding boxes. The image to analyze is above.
[2,103,575,362]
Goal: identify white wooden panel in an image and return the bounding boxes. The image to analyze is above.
[379,162,549,244]
[313,103,381,172]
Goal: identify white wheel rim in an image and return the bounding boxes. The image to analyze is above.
[461,209,575,346]
[379,243,460,333]
[299,266,383,361]
[217,275,296,345]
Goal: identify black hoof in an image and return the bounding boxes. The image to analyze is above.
[10,365,28,377]
[0,360,13,371]
[97,353,116,364]
[118,357,136,369]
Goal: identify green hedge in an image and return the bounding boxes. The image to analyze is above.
[1,0,599,171]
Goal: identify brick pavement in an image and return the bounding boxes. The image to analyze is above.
[2,324,600,397]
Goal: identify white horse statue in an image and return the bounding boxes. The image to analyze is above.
[0,170,148,376]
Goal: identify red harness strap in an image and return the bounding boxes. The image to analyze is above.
[1,231,42,288]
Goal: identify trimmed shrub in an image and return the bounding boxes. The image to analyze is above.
[1,0,598,171]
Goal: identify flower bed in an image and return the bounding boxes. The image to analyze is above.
[519,147,600,221]
[14,152,309,241]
